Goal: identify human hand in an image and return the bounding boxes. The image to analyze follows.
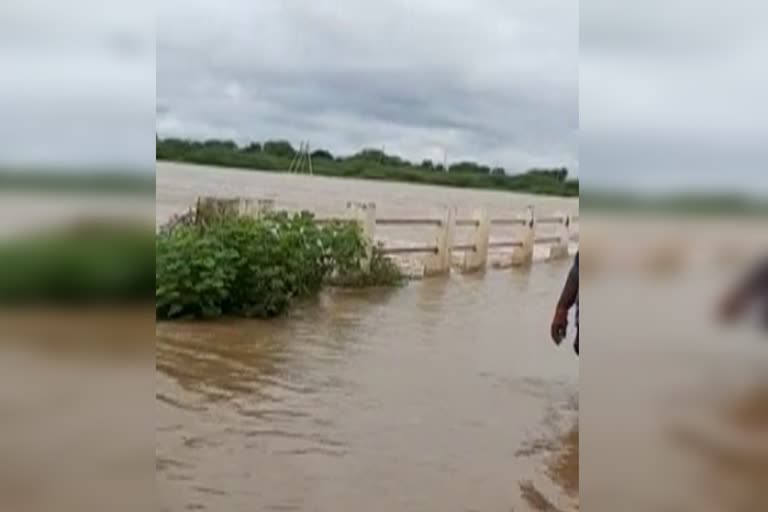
[551,307,568,345]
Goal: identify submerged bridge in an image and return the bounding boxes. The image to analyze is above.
[194,196,579,277]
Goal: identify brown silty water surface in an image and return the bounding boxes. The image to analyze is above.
[156,162,579,271]
[582,215,768,512]
[156,163,580,512]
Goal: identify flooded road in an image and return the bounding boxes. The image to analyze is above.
[157,264,579,512]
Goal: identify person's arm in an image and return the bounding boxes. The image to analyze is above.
[720,258,768,321]
[551,255,579,344]
[557,263,579,311]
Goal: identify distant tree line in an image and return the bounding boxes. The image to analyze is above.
[156,137,578,197]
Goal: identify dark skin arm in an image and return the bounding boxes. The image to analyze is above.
[557,270,579,311]
[551,265,578,344]
[719,258,768,322]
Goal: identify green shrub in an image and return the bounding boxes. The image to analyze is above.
[0,222,155,303]
[328,244,406,288]
[156,211,398,320]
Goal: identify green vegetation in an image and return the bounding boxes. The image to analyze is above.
[156,137,578,197]
[0,171,155,196]
[0,222,155,303]
[156,209,404,320]
[581,190,768,217]
[327,242,406,288]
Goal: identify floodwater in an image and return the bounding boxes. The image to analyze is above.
[156,162,580,511]
[156,162,579,226]
[156,162,579,270]
[156,267,579,512]
[0,190,152,237]
[582,214,768,511]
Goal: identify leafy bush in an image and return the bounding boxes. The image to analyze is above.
[156,210,401,320]
[328,244,406,288]
[0,222,154,303]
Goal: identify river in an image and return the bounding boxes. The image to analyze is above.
[156,162,580,511]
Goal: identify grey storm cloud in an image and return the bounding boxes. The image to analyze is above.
[157,0,578,174]
[581,1,768,193]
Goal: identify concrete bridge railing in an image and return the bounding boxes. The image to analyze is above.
[193,196,578,277]
[339,202,577,276]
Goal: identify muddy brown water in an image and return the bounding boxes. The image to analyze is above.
[156,268,579,512]
[581,215,768,512]
[156,270,578,511]
[156,162,580,511]
[155,162,579,226]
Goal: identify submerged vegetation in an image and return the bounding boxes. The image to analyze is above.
[156,137,578,197]
[155,208,404,320]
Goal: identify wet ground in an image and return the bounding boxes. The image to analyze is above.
[156,263,579,512]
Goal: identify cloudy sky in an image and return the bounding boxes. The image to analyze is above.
[1,1,763,191]
[0,0,155,171]
[581,1,768,193]
[157,0,579,176]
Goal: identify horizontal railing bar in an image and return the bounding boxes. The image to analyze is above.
[376,218,442,226]
[379,245,439,255]
[315,217,350,224]
[315,216,577,227]
[488,240,523,248]
[452,244,476,252]
[535,235,562,245]
[490,218,526,226]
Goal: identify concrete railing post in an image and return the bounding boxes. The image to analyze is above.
[510,206,535,267]
[346,201,376,271]
[235,197,275,218]
[549,211,570,260]
[195,196,240,224]
[424,206,456,277]
[256,198,275,216]
[463,208,490,273]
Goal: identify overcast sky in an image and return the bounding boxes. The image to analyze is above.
[157,0,579,175]
[0,0,155,172]
[581,1,768,193]
[2,1,763,191]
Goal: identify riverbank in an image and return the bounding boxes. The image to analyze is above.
[156,138,578,197]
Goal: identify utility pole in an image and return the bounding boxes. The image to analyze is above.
[288,141,313,175]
